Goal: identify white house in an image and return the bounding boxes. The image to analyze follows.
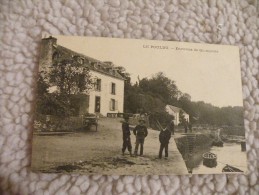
[165,105,189,125]
[87,64,125,116]
[40,37,125,117]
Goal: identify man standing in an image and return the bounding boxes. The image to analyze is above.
[122,116,132,156]
[188,121,192,133]
[183,119,188,133]
[133,118,148,156]
[159,127,171,159]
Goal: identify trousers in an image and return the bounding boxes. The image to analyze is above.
[159,142,169,158]
[134,137,145,155]
[122,136,132,153]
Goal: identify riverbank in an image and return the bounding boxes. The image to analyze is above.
[174,133,215,156]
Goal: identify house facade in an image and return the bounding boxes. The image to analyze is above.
[165,105,189,125]
[88,71,124,116]
[40,36,125,117]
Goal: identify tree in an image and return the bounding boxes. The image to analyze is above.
[123,70,243,130]
[179,110,186,126]
[178,93,197,122]
[139,72,181,104]
[37,71,49,96]
[35,71,51,115]
[49,57,93,95]
[36,51,94,117]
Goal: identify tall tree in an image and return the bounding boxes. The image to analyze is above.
[49,57,93,95]
[179,110,186,125]
[139,72,181,104]
[37,51,94,116]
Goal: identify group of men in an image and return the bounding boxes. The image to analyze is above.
[121,116,174,159]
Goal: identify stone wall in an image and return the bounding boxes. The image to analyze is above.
[34,114,84,132]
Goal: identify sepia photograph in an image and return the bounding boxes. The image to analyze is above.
[31,35,247,175]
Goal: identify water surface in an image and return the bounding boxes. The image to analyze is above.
[186,143,247,174]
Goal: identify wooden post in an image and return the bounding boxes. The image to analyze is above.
[241,141,246,151]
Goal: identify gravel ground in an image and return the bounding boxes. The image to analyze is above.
[31,118,188,175]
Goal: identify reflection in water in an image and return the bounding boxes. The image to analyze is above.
[184,143,247,174]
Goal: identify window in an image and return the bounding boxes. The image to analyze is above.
[111,82,116,95]
[95,79,101,91]
[111,99,115,111]
[95,96,101,113]
[110,99,118,111]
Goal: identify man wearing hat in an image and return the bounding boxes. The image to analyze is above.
[121,115,132,156]
[133,118,148,156]
[158,126,171,159]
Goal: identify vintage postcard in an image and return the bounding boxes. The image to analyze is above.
[31,35,247,175]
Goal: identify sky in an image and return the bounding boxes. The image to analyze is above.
[52,35,243,107]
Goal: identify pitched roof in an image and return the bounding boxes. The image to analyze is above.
[54,44,125,80]
[166,105,188,115]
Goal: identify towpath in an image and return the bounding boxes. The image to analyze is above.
[32,118,188,175]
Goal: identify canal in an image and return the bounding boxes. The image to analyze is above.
[176,135,247,174]
[184,142,247,174]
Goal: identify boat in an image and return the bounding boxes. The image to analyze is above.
[203,152,217,168]
[222,164,243,172]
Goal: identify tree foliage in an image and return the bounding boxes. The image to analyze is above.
[179,110,186,125]
[50,57,93,95]
[124,71,244,128]
[36,50,94,116]
[139,72,181,104]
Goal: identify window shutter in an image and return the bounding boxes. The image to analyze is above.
[93,77,97,90]
[109,99,112,111]
[115,100,118,110]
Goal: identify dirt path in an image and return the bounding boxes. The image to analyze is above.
[31,118,188,175]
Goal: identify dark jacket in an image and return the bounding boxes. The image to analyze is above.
[122,122,130,138]
[133,125,148,138]
[159,129,171,144]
